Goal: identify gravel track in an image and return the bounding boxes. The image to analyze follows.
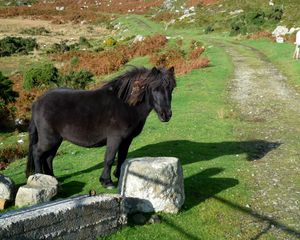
[222,41,300,240]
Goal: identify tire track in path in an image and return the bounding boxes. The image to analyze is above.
[219,40,300,239]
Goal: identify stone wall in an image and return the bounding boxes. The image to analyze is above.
[0,194,126,240]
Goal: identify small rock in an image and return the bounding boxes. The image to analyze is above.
[15,185,57,208]
[27,174,58,188]
[0,174,15,201]
[276,36,284,43]
[229,9,244,15]
[15,174,58,207]
[272,26,289,37]
[89,189,97,196]
[0,198,8,209]
[55,6,65,11]
[147,214,161,224]
[133,35,145,43]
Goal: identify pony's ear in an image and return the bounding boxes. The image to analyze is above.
[151,67,159,74]
[168,66,175,74]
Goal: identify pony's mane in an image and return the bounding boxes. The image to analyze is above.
[103,66,176,106]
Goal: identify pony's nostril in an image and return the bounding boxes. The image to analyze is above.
[165,110,172,119]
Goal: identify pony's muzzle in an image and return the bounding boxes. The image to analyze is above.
[160,109,172,122]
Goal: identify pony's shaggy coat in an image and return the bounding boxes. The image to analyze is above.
[26,66,176,188]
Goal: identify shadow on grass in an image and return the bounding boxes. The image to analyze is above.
[58,139,280,182]
[184,167,238,210]
[58,163,103,182]
[56,181,86,198]
[126,167,299,239]
[161,195,300,240]
[213,196,300,239]
[129,140,280,164]
[126,167,238,240]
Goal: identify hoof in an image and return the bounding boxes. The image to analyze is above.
[100,178,115,189]
[102,182,116,189]
[106,184,116,189]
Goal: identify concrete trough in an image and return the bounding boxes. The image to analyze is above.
[0,194,126,240]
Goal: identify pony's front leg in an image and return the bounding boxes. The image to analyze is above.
[114,138,133,180]
[100,137,121,189]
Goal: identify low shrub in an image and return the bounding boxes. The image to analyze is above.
[247,31,274,41]
[189,40,204,49]
[188,47,205,60]
[46,41,72,54]
[10,73,44,120]
[60,70,94,89]
[176,39,183,46]
[52,34,167,76]
[152,12,180,22]
[230,6,284,36]
[150,40,210,75]
[246,10,266,26]
[0,72,18,105]
[20,27,50,35]
[0,36,38,57]
[230,17,247,36]
[94,46,104,52]
[204,25,215,34]
[0,0,37,6]
[79,37,91,48]
[266,6,283,22]
[23,62,59,90]
[47,39,92,54]
[70,56,79,66]
[150,48,185,67]
[0,72,19,126]
[0,144,28,169]
[103,37,117,47]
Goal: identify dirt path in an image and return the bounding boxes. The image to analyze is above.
[221,41,300,239]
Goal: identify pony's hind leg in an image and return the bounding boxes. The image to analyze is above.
[42,140,62,176]
[33,145,42,174]
[35,130,62,176]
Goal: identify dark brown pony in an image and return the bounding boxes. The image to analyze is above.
[26,66,176,188]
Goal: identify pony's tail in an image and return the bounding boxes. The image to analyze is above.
[26,119,38,177]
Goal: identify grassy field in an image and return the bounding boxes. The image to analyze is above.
[0,2,300,239]
[0,23,265,239]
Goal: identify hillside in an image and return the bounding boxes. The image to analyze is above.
[0,1,300,240]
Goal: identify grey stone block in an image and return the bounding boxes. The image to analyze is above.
[15,185,57,208]
[27,174,58,188]
[15,174,59,208]
[118,157,185,213]
[0,194,127,240]
[0,174,15,201]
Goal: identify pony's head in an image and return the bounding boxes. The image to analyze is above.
[109,66,176,122]
[147,67,176,122]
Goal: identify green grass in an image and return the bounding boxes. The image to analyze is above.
[113,14,164,37]
[1,12,299,240]
[0,29,261,239]
[241,39,300,92]
[102,38,258,240]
